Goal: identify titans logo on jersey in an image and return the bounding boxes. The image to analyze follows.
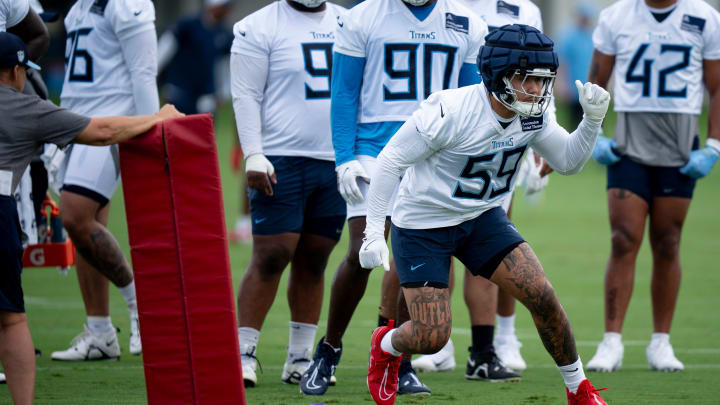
[391,83,562,229]
[231,1,346,160]
[594,0,720,114]
[334,0,487,124]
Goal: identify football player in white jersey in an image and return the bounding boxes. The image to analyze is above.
[360,24,611,405]
[585,0,720,373]
[230,0,347,388]
[51,0,159,362]
[300,0,487,397]
[412,0,548,377]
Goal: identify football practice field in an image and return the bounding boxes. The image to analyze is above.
[7,105,720,404]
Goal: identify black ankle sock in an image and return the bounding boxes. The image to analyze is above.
[471,325,494,353]
[378,315,391,327]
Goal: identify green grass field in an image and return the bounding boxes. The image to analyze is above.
[4,104,720,404]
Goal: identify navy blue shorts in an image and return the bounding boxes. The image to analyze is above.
[0,196,25,313]
[391,207,525,288]
[249,156,346,240]
[607,156,697,204]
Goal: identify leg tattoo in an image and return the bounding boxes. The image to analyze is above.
[499,244,578,365]
[392,287,451,354]
[75,229,133,287]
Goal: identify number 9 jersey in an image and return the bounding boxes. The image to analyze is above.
[593,0,720,115]
[61,0,156,117]
[335,0,487,124]
[231,1,346,160]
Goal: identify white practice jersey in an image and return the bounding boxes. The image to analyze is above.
[594,0,720,114]
[0,0,29,31]
[458,0,541,31]
[232,1,345,160]
[392,83,563,229]
[61,0,156,117]
[335,0,487,123]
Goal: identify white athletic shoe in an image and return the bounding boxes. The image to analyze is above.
[51,326,121,361]
[0,372,5,384]
[241,344,258,387]
[129,310,142,355]
[411,338,456,372]
[494,335,527,371]
[281,349,312,384]
[646,339,684,372]
[586,336,623,372]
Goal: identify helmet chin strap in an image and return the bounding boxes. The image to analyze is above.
[402,0,432,5]
[290,0,327,8]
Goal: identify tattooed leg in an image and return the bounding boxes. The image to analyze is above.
[490,243,577,366]
[60,191,134,288]
[604,188,647,332]
[391,287,451,355]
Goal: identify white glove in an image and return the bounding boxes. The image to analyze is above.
[575,80,610,124]
[359,234,390,271]
[335,160,370,205]
[523,152,549,197]
[245,153,275,175]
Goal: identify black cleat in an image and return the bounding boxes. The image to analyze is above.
[300,337,342,395]
[398,361,431,396]
[465,346,521,382]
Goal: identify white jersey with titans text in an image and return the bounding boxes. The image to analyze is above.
[594,0,720,114]
[458,0,542,31]
[61,0,156,117]
[392,83,578,229]
[0,0,28,32]
[335,0,487,123]
[231,1,346,160]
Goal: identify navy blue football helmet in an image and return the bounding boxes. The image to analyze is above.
[477,24,559,117]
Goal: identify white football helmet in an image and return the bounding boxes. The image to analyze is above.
[291,0,327,8]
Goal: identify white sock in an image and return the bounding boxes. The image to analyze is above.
[87,316,113,335]
[288,321,317,358]
[380,329,402,356]
[496,314,516,337]
[118,281,137,308]
[558,357,586,394]
[650,332,670,344]
[603,332,622,344]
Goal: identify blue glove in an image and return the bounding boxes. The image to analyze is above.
[593,135,621,165]
[679,146,719,179]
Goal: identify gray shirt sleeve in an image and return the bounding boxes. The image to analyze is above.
[15,94,91,147]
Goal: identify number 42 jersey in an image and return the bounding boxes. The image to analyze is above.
[593,0,720,115]
[61,0,156,117]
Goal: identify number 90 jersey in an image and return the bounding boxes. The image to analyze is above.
[61,0,156,117]
[593,0,720,115]
[391,83,561,229]
[336,0,487,124]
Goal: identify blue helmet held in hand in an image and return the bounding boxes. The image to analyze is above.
[477,24,559,117]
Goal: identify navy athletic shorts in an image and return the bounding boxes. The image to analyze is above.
[607,138,699,204]
[391,207,525,288]
[0,196,25,313]
[249,156,346,240]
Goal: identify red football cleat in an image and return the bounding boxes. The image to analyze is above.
[567,379,609,405]
[367,320,401,405]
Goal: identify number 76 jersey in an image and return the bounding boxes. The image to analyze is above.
[61,0,156,117]
[593,0,720,114]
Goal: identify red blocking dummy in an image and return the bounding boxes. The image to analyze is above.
[119,114,245,404]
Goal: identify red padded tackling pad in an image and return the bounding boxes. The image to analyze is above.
[119,114,245,404]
